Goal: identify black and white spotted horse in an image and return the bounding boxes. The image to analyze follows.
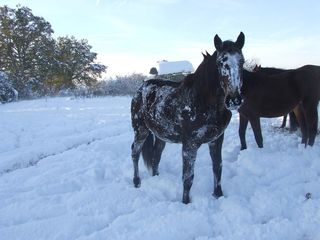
[131,32,245,204]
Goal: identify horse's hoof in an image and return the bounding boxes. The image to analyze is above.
[182,194,191,204]
[133,177,141,188]
[152,170,159,176]
[213,188,223,199]
[240,144,247,150]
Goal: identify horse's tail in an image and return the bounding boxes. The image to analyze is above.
[142,131,154,174]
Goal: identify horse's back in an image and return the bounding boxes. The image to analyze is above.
[131,79,184,143]
[144,78,182,87]
[291,65,320,100]
[240,69,303,118]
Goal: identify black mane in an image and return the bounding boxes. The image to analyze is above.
[183,51,220,108]
[259,67,289,74]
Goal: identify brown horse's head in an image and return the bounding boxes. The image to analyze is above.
[214,32,245,97]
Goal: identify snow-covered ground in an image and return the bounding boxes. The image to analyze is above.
[0,97,319,240]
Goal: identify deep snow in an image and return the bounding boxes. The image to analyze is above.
[0,97,319,240]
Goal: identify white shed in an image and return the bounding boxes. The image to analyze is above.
[157,60,194,75]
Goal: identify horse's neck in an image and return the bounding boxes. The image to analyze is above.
[185,81,225,113]
[181,60,225,111]
[242,71,263,93]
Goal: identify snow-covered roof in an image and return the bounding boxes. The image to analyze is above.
[157,60,194,75]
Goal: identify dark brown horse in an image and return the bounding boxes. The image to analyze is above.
[238,65,320,150]
[253,65,299,131]
[131,33,245,204]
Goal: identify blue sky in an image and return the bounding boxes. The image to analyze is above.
[2,0,320,77]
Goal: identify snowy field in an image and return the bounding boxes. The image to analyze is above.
[0,96,320,240]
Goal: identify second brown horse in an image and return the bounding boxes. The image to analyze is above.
[239,65,320,150]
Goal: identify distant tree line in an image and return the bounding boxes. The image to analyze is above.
[0,5,107,100]
[57,73,145,98]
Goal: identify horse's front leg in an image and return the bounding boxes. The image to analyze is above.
[250,117,263,148]
[209,133,224,198]
[239,114,249,150]
[181,143,199,204]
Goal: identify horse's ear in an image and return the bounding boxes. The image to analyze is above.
[236,32,245,49]
[202,52,206,59]
[214,34,223,52]
[253,64,261,72]
[205,51,210,57]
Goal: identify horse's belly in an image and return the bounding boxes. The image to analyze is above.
[192,125,225,144]
[260,102,299,118]
[144,111,182,143]
[191,110,231,144]
[240,99,299,118]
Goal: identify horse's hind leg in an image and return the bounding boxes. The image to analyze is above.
[303,100,319,146]
[131,126,150,187]
[209,133,224,198]
[280,114,287,128]
[289,111,298,131]
[152,137,166,176]
[293,104,308,144]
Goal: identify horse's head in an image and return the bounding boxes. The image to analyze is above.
[214,32,245,97]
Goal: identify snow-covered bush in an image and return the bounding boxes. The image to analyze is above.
[99,73,145,96]
[0,72,18,103]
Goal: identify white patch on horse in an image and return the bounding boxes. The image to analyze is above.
[183,105,196,121]
[214,175,220,188]
[184,106,191,111]
[182,158,195,181]
[142,84,179,136]
[218,52,243,94]
[195,126,208,139]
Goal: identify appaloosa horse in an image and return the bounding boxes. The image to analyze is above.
[131,32,245,204]
[239,65,320,150]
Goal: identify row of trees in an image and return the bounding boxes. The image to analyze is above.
[0,5,106,99]
[56,73,145,98]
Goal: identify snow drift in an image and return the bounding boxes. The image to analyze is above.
[0,97,319,240]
